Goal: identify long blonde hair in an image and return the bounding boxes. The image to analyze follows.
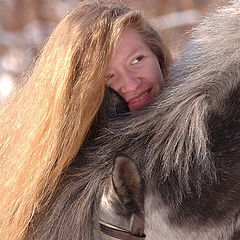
[0,1,171,239]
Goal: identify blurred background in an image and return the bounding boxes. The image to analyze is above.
[0,0,227,99]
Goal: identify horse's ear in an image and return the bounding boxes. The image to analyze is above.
[112,154,144,215]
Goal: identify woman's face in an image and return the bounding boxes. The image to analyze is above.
[106,27,164,112]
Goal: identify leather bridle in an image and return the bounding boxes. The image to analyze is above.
[100,213,146,240]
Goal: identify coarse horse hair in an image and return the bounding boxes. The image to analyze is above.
[30,1,240,239]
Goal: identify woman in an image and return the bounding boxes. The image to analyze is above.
[106,27,166,112]
[0,0,171,239]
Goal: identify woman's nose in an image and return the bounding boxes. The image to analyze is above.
[120,72,141,94]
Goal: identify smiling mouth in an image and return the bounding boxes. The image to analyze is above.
[129,90,150,103]
[127,89,153,112]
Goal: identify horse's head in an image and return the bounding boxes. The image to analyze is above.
[99,155,146,240]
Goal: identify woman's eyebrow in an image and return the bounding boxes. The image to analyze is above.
[127,47,145,59]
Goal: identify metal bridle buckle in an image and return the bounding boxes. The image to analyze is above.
[100,214,146,240]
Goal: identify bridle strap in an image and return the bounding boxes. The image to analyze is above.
[130,213,145,237]
[100,214,145,240]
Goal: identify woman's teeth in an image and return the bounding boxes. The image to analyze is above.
[131,91,149,103]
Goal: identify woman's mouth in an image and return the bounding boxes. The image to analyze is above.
[128,89,152,111]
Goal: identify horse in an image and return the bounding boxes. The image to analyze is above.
[30,1,240,239]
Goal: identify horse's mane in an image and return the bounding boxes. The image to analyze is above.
[30,1,240,239]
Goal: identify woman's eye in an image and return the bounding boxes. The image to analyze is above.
[131,56,144,65]
[106,74,114,82]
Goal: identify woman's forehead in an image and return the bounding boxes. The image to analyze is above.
[112,28,150,58]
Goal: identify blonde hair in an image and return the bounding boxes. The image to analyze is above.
[0,1,171,239]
